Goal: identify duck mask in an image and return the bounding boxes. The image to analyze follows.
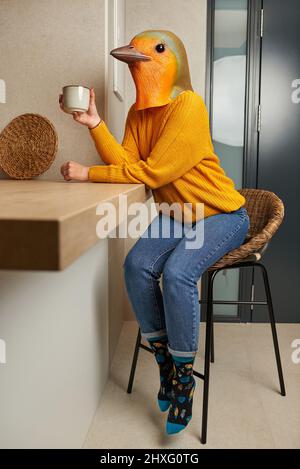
[110,30,193,111]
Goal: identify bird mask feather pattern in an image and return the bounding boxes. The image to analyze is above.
[110,30,193,111]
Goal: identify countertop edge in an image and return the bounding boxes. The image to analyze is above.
[0,183,151,271]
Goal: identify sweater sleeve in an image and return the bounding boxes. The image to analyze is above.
[89,105,140,165]
[88,93,211,188]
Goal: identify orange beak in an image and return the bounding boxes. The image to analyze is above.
[110,45,151,64]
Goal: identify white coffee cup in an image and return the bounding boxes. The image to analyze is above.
[62,85,90,113]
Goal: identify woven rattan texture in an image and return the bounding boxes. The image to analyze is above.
[209,189,285,270]
[0,114,58,179]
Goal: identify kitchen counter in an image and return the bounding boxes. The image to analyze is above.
[0,180,149,270]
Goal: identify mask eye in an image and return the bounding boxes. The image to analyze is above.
[155,43,165,53]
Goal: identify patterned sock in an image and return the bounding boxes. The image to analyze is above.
[166,355,196,435]
[148,336,174,412]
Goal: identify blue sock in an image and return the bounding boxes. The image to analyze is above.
[148,336,174,412]
[166,355,195,435]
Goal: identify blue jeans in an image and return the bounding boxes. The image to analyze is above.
[123,207,250,357]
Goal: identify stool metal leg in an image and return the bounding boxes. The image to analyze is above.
[200,272,215,363]
[211,318,215,363]
[201,270,216,444]
[258,263,286,396]
[127,328,142,394]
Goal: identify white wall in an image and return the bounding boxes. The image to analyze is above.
[0,240,109,449]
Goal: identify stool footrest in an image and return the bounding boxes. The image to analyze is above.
[140,343,153,353]
[199,300,267,305]
[193,370,205,380]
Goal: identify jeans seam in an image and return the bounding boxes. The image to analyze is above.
[148,246,176,331]
[191,281,197,351]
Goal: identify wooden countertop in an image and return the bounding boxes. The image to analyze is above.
[0,180,150,271]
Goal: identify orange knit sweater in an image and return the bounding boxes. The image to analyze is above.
[88,90,245,221]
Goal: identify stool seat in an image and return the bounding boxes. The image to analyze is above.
[209,189,284,270]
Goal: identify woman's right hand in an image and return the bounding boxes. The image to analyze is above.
[59,87,102,129]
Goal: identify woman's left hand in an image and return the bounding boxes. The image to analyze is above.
[61,161,89,181]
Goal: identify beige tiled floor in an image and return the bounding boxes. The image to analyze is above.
[84,322,300,449]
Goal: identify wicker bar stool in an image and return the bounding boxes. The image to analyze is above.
[126,189,286,444]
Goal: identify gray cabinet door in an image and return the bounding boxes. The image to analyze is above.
[253,0,300,322]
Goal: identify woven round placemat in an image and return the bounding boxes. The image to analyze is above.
[0,113,58,179]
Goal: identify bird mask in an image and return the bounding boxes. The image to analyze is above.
[110,30,193,111]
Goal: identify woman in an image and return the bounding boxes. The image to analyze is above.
[60,30,249,435]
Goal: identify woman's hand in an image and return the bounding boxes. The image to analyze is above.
[59,88,102,129]
[61,161,90,181]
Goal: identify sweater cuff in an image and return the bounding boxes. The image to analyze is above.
[89,119,106,140]
[88,166,102,182]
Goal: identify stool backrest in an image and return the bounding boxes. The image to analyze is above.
[236,188,284,259]
[239,189,284,240]
[210,189,285,270]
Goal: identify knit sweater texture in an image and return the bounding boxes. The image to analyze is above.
[88,90,245,221]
